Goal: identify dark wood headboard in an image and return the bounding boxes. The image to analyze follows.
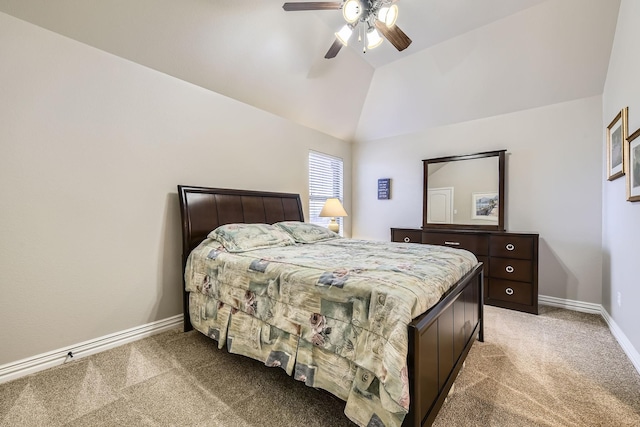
[177,185,304,331]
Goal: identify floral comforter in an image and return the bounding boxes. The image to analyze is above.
[185,238,477,427]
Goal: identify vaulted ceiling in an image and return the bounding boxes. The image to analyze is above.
[0,0,620,142]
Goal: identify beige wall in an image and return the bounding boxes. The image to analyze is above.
[0,13,351,365]
[602,0,640,358]
[351,0,611,310]
[352,96,604,305]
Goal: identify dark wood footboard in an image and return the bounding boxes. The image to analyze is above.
[404,263,484,427]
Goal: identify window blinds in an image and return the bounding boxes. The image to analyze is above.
[309,151,344,233]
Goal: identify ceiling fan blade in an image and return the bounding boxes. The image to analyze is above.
[375,20,412,51]
[324,38,343,59]
[283,2,342,11]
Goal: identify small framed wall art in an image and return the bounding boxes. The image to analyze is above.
[626,127,640,202]
[606,107,628,181]
[378,178,391,200]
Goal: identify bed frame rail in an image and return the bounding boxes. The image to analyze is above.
[404,263,484,426]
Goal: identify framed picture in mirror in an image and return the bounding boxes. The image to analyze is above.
[626,127,640,202]
[471,192,499,221]
[606,107,628,181]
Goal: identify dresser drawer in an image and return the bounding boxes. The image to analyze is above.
[422,232,489,255]
[490,235,534,260]
[391,229,422,243]
[488,279,533,306]
[489,257,532,282]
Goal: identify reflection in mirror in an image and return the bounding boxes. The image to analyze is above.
[427,157,498,225]
[423,150,505,231]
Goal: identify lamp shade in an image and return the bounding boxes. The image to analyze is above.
[319,198,348,218]
[335,25,353,46]
[366,28,383,49]
[377,5,398,27]
[342,0,362,23]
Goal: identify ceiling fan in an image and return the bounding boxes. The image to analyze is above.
[282,0,412,59]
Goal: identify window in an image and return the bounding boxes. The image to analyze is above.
[309,151,344,234]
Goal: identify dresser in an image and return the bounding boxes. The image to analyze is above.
[392,228,539,314]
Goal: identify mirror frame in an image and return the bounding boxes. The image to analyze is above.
[422,149,506,231]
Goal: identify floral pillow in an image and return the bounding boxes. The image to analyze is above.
[275,221,339,243]
[208,223,296,252]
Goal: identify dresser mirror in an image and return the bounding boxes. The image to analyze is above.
[422,150,506,231]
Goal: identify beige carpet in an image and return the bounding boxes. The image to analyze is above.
[433,306,640,427]
[1,305,639,426]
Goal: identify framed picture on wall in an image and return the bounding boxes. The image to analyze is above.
[606,107,628,181]
[626,127,640,202]
[471,192,499,221]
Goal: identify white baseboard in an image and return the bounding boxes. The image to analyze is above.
[0,314,183,385]
[3,300,639,383]
[600,309,640,375]
[538,294,602,314]
[539,295,640,375]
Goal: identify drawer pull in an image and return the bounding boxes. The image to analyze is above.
[505,265,515,273]
[403,237,410,243]
[505,287,514,296]
[506,243,515,251]
[444,241,460,246]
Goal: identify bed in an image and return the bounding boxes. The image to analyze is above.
[178,185,484,427]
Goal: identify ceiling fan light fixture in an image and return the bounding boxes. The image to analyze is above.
[378,5,398,27]
[343,0,362,23]
[366,28,383,49]
[335,25,353,46]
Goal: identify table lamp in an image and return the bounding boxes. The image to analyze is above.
[319,198,348,233]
